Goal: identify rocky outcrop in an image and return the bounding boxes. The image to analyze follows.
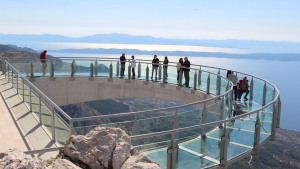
[61,127,132,169]
[0,148,45,169]
[43,158,81,169]
[121,152,160,169]
[60,127,160,169]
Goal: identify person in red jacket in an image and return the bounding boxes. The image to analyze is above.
[40,50,47,76]
[237,77,249,101]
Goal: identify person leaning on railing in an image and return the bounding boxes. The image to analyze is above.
[131,55,136,79]
[40,50,47,76]
[177,58,183,83]
[120,53,126,77]
[151,55,159,81]
[228,71,238,100]
[183,57,190,87]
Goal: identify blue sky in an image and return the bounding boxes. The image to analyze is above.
[0,0,300,41]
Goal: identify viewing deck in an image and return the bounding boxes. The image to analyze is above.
[0,57,281,168]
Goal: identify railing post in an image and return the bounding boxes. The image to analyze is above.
[50,61,54,77]
[163,67,166,83]
[16,73,18,94]
[52,107,56,141]
[109,63,113,78]
[219,123,228,168]
[277,97,281,128]
[12,70,14,87]
[270,103,278,141]
[128,64,131,79]
[138,61,141,78]
[1,58,6,74]
[132,114,140,146]
[158,62,162,80]
[145,64,149,81]
[90,63,94,77]
[95,60,98,76]
[193,71,197,90]
[262,81,267,106]
[7,66,9,81]
[178,69,183,86]
[252,111,261,156]
[198,66,201,85]
[29,87,32,111]
[173,108,179,140]
[167,133,177,169]
[201,104,207,138]
[219,96,225,128]
[69,119,73,137]
[39,96,42,124]
[22,78,24,101]
[30,62,34,78]
[250,76,254,100]
[71,60,75,77]
[206,73,210,94]
[217,75,221,96]
[116,59,120,76]
[228,89,233,118]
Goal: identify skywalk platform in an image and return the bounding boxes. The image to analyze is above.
[0,74,59,160]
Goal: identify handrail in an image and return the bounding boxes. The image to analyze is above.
[5,61,72,120]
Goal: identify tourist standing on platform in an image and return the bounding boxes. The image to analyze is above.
[237,76,248,101]
[177,58,183,83]
[151,55,159,81]
[40,50,47,76]
[183,57,190,87]
[228,71,238,100]
[163,56,169,79]
[131,55,136,79]
[120,53,126,77]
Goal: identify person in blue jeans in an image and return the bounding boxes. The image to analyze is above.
[151,55,159,81]
[237,79,249,101]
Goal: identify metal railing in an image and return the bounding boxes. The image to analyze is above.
[1,57,281,169]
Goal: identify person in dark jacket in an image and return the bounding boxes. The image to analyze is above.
[151,55,159,81]
[163,56,169,79]
[40,50,47,76]
[177,58,183,83]
[120,53,126,77]
[183,57,190,87]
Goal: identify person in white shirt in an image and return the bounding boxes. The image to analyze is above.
[131,55,136,79]
[227,71,238,100]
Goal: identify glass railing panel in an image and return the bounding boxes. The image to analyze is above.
[252,79,264,104]
[53,108,71,145]
[9,60,31,76]
[50,59,72,76]
[198,71,209,92]
[72,60,93,76]
[179,122,221,168]
[41,98,54,135]
[94,60,110,77]
[164,65,178,84]
[30,90,41,121]
[266,84,275,104]
[209,74,217,95]
[142,136,170,169]
[206,99,222,132]
[260,105,273,136]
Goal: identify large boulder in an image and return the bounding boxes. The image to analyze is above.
[61,127,132,169]
[43,158,81,169]
[0,148,45,169]
[121,152,160,169]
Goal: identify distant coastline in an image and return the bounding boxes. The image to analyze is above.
[49,48,300,62]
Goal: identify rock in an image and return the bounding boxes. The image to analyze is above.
[112,142,131,169]
[43,158,81,169]
[61,127,132,169]
[121,152,160,169]
[0,148,45,169]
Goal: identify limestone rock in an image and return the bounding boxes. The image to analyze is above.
[121,152,160,169]
[0,148,45,169]
[43,158,81,169]
[61,127,131,169]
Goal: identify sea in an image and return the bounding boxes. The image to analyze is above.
[1,40,299,132]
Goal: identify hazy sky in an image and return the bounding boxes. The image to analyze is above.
[0,0,300,41]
